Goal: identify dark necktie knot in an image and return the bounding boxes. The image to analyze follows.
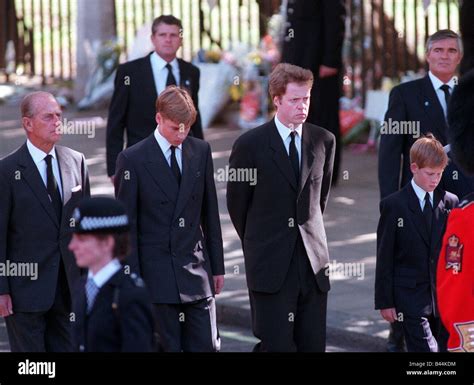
[165,63,177,87]
[440,84,451,110]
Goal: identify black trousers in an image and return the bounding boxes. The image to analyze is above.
[5,260,72,352]
[401,314,449,352]
[249,236,327,352]
[153,297,219,352]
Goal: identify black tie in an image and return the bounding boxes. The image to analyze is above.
[289,131,299,183]
[423,192,432,233]
[44,154,62,220]
[165,63,177,87]
[170,146,181,185]
[440,84,451,111]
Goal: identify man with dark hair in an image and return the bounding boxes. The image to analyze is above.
[115,86,224,352]
[69,197,154,352]
[106,14,203,180]
[0,91,90,352]
[227,63,335,352]
[378,29,463,351]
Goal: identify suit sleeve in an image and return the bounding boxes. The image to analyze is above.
[120,287,154,352]
[320,133,336,214]
[106,65,129,177]
[190,67,204,139]
[378,86,407,199]
[375,199,396,310]
[0,164,11,295]
[226,136,255,241]
[114,153,140,275]
[202,143,224,276]
[321,0,346,68]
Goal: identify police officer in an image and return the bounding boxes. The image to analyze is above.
[68,197,155,352]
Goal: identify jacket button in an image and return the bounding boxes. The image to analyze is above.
[79,345,85,352]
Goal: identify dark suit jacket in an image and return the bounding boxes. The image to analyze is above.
[375,183,458,318]
[282,0,346,71]
[73,268,154,352]
[226,120,335,294]
[0,143,90,312]
[440,151,474,200]
[378,76,449,199]
[114,135,224,304]
[106,53,203,176]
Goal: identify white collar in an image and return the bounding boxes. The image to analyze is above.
[26,139,57,165]
[154,128,183,153]
[428,71,456,91]
[150,52,178,71]
[411,178,434,204]
[274,114,303,141]
[88,259,121,288]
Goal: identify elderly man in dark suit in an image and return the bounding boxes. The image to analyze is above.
[0,91,90,352]
[106,14,203,180]
[115,86,224,352]
[377,29,462,351]
[227,63,335,352]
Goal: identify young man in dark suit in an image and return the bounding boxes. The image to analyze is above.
[106,14,203,180]
[227,63,335,352]
[69,197,154,352]
[375,134,458,352]
[0,92,90,352]
[115,86,224,352]
[377,29,462,351]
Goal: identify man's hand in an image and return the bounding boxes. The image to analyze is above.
[319,65,338,78]
[213,275,224,295]
[110,175,115,185]
[0,294,13,317]
[380,307,398,323]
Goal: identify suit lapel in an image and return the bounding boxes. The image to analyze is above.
[431,189,446,250]
[269,122,297,191]
[143,53,158,101]
[298,123,315,195]
[55,146,73,208]
[420,76,447,143]
[406,183,430,247]
[178,59,193,92]
[143,135,179,204]
[173,140,199,221]
[18,143,59,228]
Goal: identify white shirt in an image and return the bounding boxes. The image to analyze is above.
[411,179,434,210]
[150,52,180,95]
[274,114,302,166]
[428,71,456,118]
[26,140,63,199]
[154,128,183,171]
[88,259,122,289]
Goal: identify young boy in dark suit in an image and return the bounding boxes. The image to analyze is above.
[69,197,155,352]
[375,134,458,352]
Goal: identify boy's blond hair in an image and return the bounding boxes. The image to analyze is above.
[410,133,448,169]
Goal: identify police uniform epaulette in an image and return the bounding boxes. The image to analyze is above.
[458,192,474,209]
[129,273,145,288]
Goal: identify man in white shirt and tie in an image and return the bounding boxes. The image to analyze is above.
[0,91,90,351]
[106,14,203,181]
